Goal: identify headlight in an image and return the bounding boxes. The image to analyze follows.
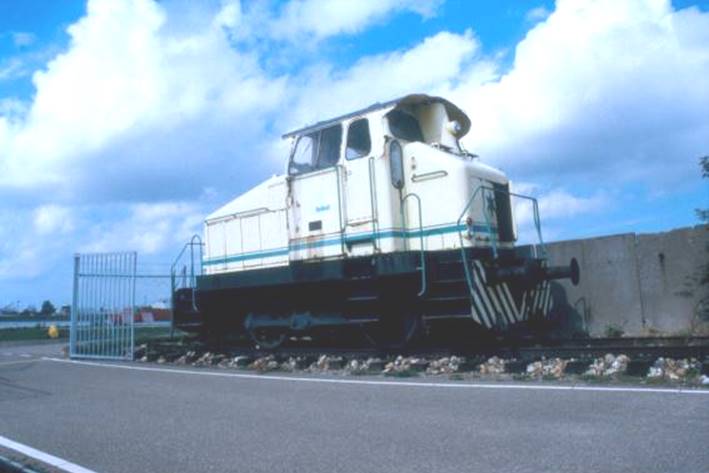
[446,120,462,136]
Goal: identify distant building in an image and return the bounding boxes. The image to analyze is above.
[136,307,171,323]
[0,306,18,317]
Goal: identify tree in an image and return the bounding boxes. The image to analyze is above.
[697,156,709,323]
[40,300,56,316]
[697,156,709,222]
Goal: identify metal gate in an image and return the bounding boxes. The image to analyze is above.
[70,252,137,360]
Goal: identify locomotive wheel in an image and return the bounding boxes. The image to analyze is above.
[248,327,287,350]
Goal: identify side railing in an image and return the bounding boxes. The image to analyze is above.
[456,185,546,299]
[401,193,427,297]
[170,235,204,315]
[368,156,380,252]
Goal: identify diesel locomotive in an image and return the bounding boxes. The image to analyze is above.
[172,94,579,348]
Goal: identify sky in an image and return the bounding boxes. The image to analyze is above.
[0,0,708,308]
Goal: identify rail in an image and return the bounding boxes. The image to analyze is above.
[456,185,546,300]
[401,193,427,297]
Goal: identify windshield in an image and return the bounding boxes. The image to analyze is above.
[289,124,342,175]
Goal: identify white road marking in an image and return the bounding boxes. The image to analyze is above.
[44,357,709,396]
[0,434,97,473]
[19,354,32,358]
[0,359,36,367]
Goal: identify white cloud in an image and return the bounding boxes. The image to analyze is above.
[268,0,443,41]
[512,183,609,229]
[451,0,709,187]
[537,189,608,220]
[0,206,72,279]
[79,202,204,254]
[0,200,204,282]
[525,6,551,23]
[280,30,483,131]
[0,0,286,192]
[0,57,26,81]
[12,32,37,47]
[34,205,75,235]
[510,185,610,244]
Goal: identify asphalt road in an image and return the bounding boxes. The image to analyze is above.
[0,343,708,473]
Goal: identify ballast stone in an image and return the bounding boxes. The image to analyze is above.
[346,358,385,374]
[526,358,568,379]
[310,355,345,371]
[281,356,310,371]
[426,356,463,375]
[250,355,279,371]
[192,351,225,366]
[584,354,630,376]
[478,356,506,375]
[384,356,428,374]
[646,357,701,380]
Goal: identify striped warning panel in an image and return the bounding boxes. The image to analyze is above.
[467,261,553,330]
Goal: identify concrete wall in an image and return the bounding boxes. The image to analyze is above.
[544,225,709,337]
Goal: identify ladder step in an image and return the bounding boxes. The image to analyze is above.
[349,275,374,281]
[346,296,378,302]
[434,278,466,284]
[424,295,470,302]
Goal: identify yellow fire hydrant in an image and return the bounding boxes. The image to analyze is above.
[48,325,59,339]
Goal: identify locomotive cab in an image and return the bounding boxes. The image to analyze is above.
[173,94,579,348]
[283,94,513,260]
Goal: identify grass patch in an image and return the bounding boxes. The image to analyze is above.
[0,325,186,345]
[577,374,615,384]
[348,369,374,376]
[0,326,69,342]
[384,369,420,378]
[134,326,186,344]
[641,376,683,386]
[604,324,625,338]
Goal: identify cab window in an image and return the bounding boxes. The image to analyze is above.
[389,140,404,189]
[387,110,424,142]
[346,119,371,160]
[317,124,342,168]
[291,134,316,174]
[289,124,342,175]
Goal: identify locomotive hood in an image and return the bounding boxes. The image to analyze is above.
[394,94,471,138]
[283,93,471,140]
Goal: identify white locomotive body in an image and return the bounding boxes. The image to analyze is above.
[174,94,579,347]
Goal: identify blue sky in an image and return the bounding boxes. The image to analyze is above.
[0,0,708,308]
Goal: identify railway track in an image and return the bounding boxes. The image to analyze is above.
[501,336,709,361]
[141,336,709,369]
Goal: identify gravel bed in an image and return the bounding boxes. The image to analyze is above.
[135,343,709,386]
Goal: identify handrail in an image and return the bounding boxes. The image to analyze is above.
[170,234,204,285]
[367,156,380,251]
[335,164,346,255]
[456,185,546,299]
[401,193,427,297]
[170,234,204,314]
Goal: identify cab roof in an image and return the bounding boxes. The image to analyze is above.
[282,93,471,139]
